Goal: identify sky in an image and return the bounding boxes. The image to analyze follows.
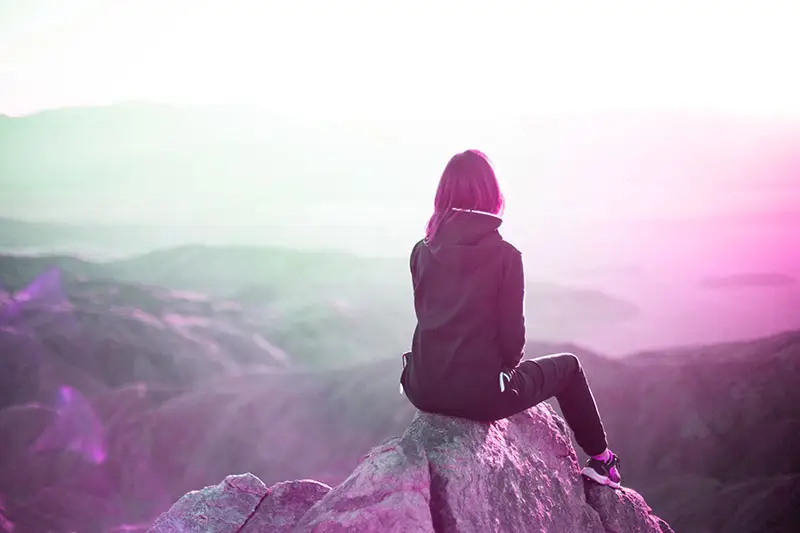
[2,0,800,118]
[1,0,799,265]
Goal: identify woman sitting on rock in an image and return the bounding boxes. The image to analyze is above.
[399,149,622,489]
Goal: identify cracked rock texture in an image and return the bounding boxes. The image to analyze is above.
[148,404,674,532]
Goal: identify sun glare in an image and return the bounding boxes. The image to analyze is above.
[1,0,799,118]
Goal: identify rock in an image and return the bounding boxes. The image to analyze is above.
[149,404,674,532]
[147,474,330,533]
[295,404,605,533]
[293,439,435,533]
[585,480,675,533]
[239,480,331,533]
[148,473,268,533]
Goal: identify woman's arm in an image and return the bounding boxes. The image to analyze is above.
[410,239,423,288]
[498,248,526,369]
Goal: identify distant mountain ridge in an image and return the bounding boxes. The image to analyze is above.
[699,272,797,289]
[0,248,641,366]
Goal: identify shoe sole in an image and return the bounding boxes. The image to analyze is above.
[581,466,622,489]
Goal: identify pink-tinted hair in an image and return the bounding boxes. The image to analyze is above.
[424,149,505,242]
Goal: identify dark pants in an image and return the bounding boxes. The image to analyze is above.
[402,351,609,457]
[495,353,608,457]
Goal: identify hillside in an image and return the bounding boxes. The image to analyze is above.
[0,269,288,409]
[0,249,640,366]
[0,250,798,531]
[564,332,800,532]
[1,318,798,532]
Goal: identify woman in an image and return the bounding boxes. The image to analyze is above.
[399,149,622,488]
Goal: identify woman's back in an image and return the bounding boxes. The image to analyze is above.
[402,208,526,414]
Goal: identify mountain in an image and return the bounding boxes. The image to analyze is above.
[1,305,797,532]
[560,332,800,532]
[0,250,798,531]
[132,334,799,533]
[0,249,640,366]
[6,209,800,356]
[0,268,288,410]
[699,272,797,289]
[0,217,196,259]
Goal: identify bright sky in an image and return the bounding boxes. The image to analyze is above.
[1,0,799,252]
[2,0,800,118]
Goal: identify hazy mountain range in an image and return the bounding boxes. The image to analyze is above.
[2,103,799,355]
[0,247,643,368]
[0,254,797,532]
[3,222,800,356]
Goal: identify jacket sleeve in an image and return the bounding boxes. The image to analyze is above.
[498,249,526,369]
[410,239,423,287]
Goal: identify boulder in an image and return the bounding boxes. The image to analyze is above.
[148,404,674,532]
[148,474,330,533]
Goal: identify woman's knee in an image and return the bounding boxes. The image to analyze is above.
[533,352,583,382]
[558,352,582,374]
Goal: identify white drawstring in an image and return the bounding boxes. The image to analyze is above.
[499,371,511,392]
[399,353,409,395]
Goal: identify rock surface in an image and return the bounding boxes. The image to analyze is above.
[148,475,331,533]
[149,404,674,532]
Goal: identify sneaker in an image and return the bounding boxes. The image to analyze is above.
[581,452,622,489]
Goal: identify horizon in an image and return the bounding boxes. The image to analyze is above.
[2,100,800,275]
[2,101,800,252]
[3,0,800,238]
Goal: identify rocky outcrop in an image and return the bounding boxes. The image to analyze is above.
[148,404,673,532]
[148,475,330,533]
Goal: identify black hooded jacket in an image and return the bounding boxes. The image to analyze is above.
[400,209,526,415]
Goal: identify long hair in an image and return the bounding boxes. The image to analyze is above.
[424,149,505,242]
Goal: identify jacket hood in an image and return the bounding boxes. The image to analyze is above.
[427,210,504,272]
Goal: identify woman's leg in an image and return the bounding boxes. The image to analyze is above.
[509,353,608,457]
